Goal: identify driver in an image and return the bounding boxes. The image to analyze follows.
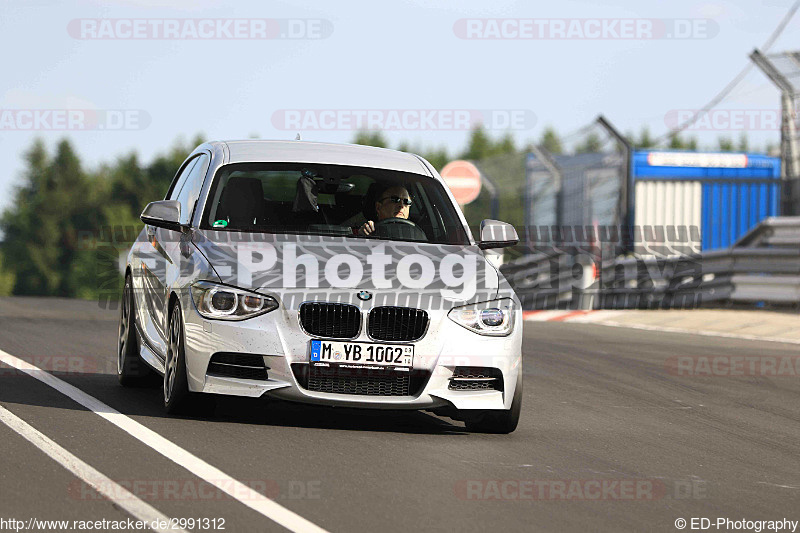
[358,185,412,236]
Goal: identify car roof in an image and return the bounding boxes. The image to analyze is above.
[203,140,433,177]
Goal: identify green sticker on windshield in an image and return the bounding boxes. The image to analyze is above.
[213,220,228,228]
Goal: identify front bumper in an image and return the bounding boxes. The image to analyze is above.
[182,301,523,411]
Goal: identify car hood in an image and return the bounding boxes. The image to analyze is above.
[191,229,510,308]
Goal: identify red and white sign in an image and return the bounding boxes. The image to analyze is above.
[441,160,482,205]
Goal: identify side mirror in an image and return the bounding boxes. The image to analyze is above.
[140,200,182,231]
[478,219,519,249]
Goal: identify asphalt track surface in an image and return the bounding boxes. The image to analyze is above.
[0,297,798,532]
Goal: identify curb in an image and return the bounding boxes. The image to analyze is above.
[522,311,800,345]
[521,310,622,322]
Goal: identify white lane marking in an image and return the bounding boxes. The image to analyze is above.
[755,482,799,490]
[0,405,188,533]
[0,349,329,533]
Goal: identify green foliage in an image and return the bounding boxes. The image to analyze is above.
[420,147,450,171]
[668,134,685,149]
[459,125,517,160]
[766,142,779,156]
[353,130,388,148]
[0,136,201,299]
[737,133,749,152]
[540,127,563,155]
[0,251,15,296]
[575,133,602,154]
[494,132,515,155]
[667,134,700,151]
[461,125,493,160]
[0,139,91,296]
[352,125,517,171]
[718,137,734,152]
[636,127,655,149]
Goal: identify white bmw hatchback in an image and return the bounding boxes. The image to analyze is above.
[119,140,523,433]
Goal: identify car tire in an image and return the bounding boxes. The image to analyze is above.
[464,368,523,434]
[118,275,155,386]
[164,300,216,416]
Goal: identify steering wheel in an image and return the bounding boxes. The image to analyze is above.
[373,217,427,241]
[375,217,418,228]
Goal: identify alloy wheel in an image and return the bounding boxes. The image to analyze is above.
[164,310,181,404]
[117,280,130,375]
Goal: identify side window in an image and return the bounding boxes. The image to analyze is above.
[175,154,210,225]
[166,157,199,202]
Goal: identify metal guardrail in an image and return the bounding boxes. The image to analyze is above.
[502,250,595,309]
[734,216,800,247]
[501,217,800,309]
[730,275,800,303]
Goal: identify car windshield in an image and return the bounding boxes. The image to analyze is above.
[200,163,470,245]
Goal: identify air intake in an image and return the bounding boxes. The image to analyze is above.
[207,352,269,381]
[448,367,503,391]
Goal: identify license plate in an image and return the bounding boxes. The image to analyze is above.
[310,340,413,367]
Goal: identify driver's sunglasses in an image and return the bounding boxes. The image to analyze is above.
[380,196,413,207]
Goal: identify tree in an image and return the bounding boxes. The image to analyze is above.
[421,147,450,171]
[391,140,449,170]
[637,128,655,149]
[108,153,146,216]
[718,137,734,152]
[494,132,516,156]
[0,251,15,296]
[668,134,687,150]
[0,139,98,296]
[353,130,388,148]
[0,135,210,299]
[460,125,518,160]
[0,139,59,295]
[540,126,563,154]
[666,134,699,151]
[737,133,749,152]
[575,133,602,154]
[766,142,779,156]
[461,125,493,160]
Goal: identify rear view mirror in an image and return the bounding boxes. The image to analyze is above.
[478,219,519,249]
[140,200,182,231]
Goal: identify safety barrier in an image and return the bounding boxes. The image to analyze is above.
[501,217,800,309]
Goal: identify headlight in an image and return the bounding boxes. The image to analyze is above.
[448,298,516,336]
[191,281,278,321]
